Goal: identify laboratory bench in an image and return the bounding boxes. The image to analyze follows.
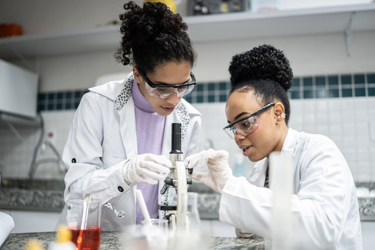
[1,231,265,250]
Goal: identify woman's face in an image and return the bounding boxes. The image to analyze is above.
[225,90,286,162]
[133,61,192,116]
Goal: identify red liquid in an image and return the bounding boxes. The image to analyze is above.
[70,226,101,250]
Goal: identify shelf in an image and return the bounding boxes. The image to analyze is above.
[185,3,375,42]
[0,25,122,60]
[0,3,374,60]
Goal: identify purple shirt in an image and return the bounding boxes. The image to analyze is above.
[132,79,166,224]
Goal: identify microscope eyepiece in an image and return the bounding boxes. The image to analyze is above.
[170,123,182,154]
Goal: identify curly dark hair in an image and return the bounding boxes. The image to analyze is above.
[228,44,293,125]
[115,1,196,74]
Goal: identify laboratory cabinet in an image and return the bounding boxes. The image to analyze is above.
[0,59,38,120]
[361,221,375,250]
[201,220,237,237]
[0,209,60,233]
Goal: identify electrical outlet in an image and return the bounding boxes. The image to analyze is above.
[45,129,57,146]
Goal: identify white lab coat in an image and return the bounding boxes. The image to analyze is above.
[220,128,362,250]
[0,212,14,247]
[62,74,201,231]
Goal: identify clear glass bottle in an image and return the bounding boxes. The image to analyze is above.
[186,192,201,229]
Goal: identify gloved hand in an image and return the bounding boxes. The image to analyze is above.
[185,149,233,193]
[122,154,172,185]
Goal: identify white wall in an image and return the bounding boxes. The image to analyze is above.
[194,97,375,183]
[4,30,375,92]
[0,0,132,35]
[284,0,371,10]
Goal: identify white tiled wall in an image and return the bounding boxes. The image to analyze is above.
[0,111,75,180]
[1,97,374,182]
[194,97,375,182]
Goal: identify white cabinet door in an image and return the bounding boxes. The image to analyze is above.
[10,211,61,233]
[201,220,236,237]
[213,220,236,237]
[200,220,213,236]
[0,209,11,215]
[361,221,375,250]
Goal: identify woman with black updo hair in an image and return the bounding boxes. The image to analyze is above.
[186,45,362,249]
[62,1,201,231]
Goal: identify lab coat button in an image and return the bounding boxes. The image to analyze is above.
[118,186,124,192]
[71,158,76,163]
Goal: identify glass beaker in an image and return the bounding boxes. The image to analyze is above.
[186,192,201,229]
[149,219,169,233]
[66,199,102,250]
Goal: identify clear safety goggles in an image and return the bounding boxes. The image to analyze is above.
[139,70,196,99]
[223,103,275,139]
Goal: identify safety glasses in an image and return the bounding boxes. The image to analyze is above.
[223,103,275,139]
[139,70,196,99]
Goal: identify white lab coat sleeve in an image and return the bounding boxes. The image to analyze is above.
[63,93,130,205]
[219,137,356,249]
[0,212,14,247]
[184,114,202,158]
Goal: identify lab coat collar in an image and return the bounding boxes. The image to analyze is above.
[281,128,299,158]
[249,128,297,186]
[88,72,133,102]
[88,79,127,101]
[118,96,138,159]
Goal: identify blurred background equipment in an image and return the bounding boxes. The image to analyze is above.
[145,0,177,13]
[250,0,283,12]
[0,23,22,38]
[189,0,249,15]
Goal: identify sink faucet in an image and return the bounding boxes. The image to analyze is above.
[28,140,67,179]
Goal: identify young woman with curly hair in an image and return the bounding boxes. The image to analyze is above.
[186,45,362,249]
[62,1,201,230]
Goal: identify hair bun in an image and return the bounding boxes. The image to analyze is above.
[229,44,293,91]
[116,1,192,68]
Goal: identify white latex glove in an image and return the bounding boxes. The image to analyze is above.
[122,154,172,185]
[185,149,233,193]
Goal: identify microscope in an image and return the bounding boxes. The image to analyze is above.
[159,123,192,230]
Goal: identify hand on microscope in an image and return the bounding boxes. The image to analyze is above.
[185,149,233,193]
[122,154,172,185]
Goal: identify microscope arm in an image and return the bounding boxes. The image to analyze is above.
[176,161,188,229]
